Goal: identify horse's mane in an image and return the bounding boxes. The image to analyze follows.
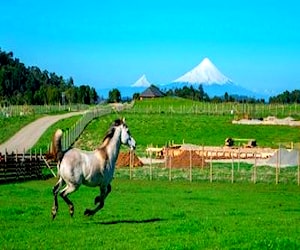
[98,119,124,149]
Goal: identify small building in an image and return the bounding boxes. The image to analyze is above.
[140,85,164,100]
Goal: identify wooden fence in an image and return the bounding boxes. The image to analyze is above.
[60,106,112,150]
[0,102,135,183]
[0,153,44,184]
[60,102,134,150]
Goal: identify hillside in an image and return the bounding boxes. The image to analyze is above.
[74,98,300,154]
[0,48,98,105]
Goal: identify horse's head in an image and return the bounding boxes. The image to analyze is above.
[118,118,136,150]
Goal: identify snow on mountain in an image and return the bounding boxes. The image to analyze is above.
[173,57,232,85]
[163,57,269,99]
[97,58,270,100]
[131,74,152,87]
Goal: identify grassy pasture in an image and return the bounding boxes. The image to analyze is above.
[0,115,41,144]
[115,164,300,185]
[74,112,300,156]
[1,179,299,249]
[31,115,82,153]
[130,97,300,119]
[1,98,300,249]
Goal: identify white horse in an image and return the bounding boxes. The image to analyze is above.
[51,118,136,219]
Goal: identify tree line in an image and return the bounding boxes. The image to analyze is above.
[159,85,299,104]
[269,90,300,104]
[0,48,98,105]
[163,85,265,103]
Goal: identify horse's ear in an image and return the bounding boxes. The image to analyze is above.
[122,117,126,123]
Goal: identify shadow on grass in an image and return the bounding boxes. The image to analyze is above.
[92,218,165,225]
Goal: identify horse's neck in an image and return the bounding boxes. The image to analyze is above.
[105,128,122,167]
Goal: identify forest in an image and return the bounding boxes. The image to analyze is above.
[269,89,300,104]
[0,48,98,105]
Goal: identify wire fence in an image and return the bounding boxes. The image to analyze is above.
[127,102,300,118]
[115,164,300,185]
[60,102,134,150]
[0,104,90,117]
[114,148,300,185]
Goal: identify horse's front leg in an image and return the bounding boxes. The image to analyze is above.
[84,184,111,216]
[94,184,111,205]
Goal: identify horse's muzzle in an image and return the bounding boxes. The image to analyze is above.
[129,137,136,150]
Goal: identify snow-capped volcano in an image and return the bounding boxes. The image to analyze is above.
[131,74,152,87]
[173,57,232,85]
[165,57,264,98]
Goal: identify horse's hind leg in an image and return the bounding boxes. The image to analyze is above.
[52,177,63,220]
[60,183,78,217]
[85,184,111,216]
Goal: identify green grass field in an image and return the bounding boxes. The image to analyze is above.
[1,98,300,249]
[31,115,82,152]
[1,179,299,249]
[73,112,300,156]
[1,98,300,153]
[0,115,41,144]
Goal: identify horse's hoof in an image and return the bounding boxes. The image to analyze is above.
[52,213,57,220]
[84,209,94,216]
[69,205,74,217]
[52,207,57,220]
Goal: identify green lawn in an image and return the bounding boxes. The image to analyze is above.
[73,112,300,156]
[31,115,82,153]
[2,99,300,249]
[1,179,299,249]
[1,99,300,154]
[0,115,40,144]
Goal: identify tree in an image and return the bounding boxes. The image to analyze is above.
[108,88,121,103]
[132,92,140,100]
[0,48,99,105]
[89,87,98,104]
[198,84,205,101]
[224,92,229,102]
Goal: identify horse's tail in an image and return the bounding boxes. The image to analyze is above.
[52,129,64,162]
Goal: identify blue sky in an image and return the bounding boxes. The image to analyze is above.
[1,0,300,95]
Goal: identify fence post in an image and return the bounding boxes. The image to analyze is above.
[253,152,257,184]
[231,152,234,183]
[298,150,300,186]
[189,149,192,182]
[210,153,213,183]
[129,150,132,180]
[16,149,19,180]
[238,147,240,172]
[169,152,172,182]
[201,145,204,169]
[276,148,279,184]
[149,150,152,181]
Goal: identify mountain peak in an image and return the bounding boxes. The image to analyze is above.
[173,58,232,85]
[131,74,152,87]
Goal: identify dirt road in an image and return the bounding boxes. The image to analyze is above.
[0,112,84,154]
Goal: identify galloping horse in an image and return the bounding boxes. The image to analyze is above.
[51,118,136,219]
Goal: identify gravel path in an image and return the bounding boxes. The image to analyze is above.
[0,112,84,154]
